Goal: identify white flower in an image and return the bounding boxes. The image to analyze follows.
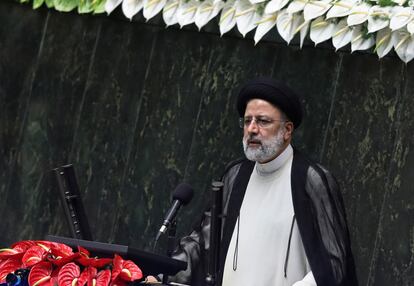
[368,6,391,33]
[276,10,304,44]
[105,0,123,14]
[235,0,261,37]
[163,0,180,26]
[176,0,199,28]
[122,0,144,19]
[390,6,414,31]
[407,19,414,34]
[144,0,168,21]
[393,29,414,62]
[265,0,290,14]
[195,0,224,30]
[287,0,309,14]
[375,28,395,58]
[310,16,336,45]
[219,0,237,35]
[347,2,371,26]
[326,0,357,19]
[332,18,353,50]
[254,12,278,44]
[351,25,375,52]
[303,0,332,21]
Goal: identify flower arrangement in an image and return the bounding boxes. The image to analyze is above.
[15,0,414,63]
[0,240,143,286]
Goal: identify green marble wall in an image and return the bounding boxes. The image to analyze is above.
[0,1,413,285]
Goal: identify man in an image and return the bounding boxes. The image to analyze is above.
[165,78,358,286]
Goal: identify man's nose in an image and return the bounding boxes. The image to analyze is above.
[246,120,259,133]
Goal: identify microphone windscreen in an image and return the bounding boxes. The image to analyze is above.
[172,183,194,205]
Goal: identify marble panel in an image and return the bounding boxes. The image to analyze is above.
[0,2,48,245]
[113,27,215,250]
[322,52,406,285]
[364,64,414,286]
[66,20,158,245]
[15,10,103,243]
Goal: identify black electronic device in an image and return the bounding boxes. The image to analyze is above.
[53,164,92,240]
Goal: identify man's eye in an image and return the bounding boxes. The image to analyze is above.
[244,118,253,125]
[257,119,271,126]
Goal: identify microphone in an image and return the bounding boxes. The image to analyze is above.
[155,183,194,242]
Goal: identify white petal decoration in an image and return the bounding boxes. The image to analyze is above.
[299,18,310,48]
[393,30,414,63]
[350,25,375,52]
[326,0,356,19]
[195,0,224,30]
[177,0,198,28]
[390,7,413,31]
[122,0,144,19]
[392,0,406,5]
[310,16,336,45]
[235,0,261,37]
[407,19,414,34]
[347,2,371,26]
[105,0,123,14]
[304,0,332,21]
[219,0,237,35]
[249,0,267,4]
[265,0,290,14]
[287,0,309,14]
[332,18,353,50]
[276,10,303,43]
[368,6,391,33]
[144,0,167,21]
[254,13,278,44]
[375,28,394,58]
[163,0,180,26]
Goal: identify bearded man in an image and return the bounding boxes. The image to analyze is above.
[165,78,358,286]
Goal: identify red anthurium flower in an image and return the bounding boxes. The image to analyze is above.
[36,241,74,258]
[96,270,111,286]
[58,262,88,286]
[111,255,142,282]
[47,252,80,268]
[23,245,48,267]
[0,248,24,260]
[11,240,37,252]
[86,267,111,286]
[0,258,22,282]
[77,257,112,268]
[28,261,53,286]
[110,278,127,286]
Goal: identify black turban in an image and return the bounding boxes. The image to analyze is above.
[237,78,303,128]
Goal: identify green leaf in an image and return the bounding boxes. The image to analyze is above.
[53,0,79,11]
[92,0,106,14]
[33,0,45,9]
[78,0,94,13]
[45,0,55,8]
[377,0,396,6]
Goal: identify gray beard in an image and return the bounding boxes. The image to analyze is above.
[242,129,285,163]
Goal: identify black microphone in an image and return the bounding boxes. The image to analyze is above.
[155,183,194,242]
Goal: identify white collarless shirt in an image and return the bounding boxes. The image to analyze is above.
[222,145,315,286]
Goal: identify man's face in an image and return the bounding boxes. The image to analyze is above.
[242,99,292,163]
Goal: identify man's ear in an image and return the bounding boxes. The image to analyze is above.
[284,122,294,141]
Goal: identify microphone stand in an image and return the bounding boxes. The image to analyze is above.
[205,181,224,286]
[163,220,177,285]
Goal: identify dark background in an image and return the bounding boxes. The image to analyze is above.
[0,1,413,285]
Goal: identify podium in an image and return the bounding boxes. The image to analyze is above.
[46,235,187,278]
